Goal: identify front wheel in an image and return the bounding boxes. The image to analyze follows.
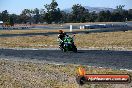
[73,46,77,53]
[63,48,67,52]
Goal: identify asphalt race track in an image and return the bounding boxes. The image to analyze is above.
[0,48,132,70]
[0,22,132,70]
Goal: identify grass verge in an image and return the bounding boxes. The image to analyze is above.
[0,30,132,50]
[0,29,59,35]
[0,59,132,88]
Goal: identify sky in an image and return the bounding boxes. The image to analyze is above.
[0,0,132,15]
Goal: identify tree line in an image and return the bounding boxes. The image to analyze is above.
[0,0,132,25]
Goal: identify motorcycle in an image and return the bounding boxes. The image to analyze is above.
[59,35,77,52]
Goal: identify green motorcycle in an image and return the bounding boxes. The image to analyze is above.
[59,36,77,52]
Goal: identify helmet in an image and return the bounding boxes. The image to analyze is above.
[59,30,63,33]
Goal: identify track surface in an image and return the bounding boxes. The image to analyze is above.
[0,49,132,70]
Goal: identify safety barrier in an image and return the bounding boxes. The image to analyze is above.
[0,26,32,30]
[84,24,128,29]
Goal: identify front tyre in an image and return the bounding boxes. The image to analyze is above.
[73,46,77,53]
[62,47,67,52]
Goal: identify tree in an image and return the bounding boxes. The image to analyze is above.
[19,9,30,24]
[33,8,40,23]
[89,11,98,22]
[60,11,67,23]
[10,14,19,23]
[44,0,62,24]
[0,12,2,21]
[39,9,46,23]
[97,10,112,22]
[111,12,123,22]
[122,10,129,21]
[116,5,125,13]
[66,13,74,23]
[1,10,9,22]
[111,5,127,22]
[50,0,58,11]
[105,10,112,21]
[71,4,89,22]
[9,16,14,26]
[128,9,132,15]
[20,9,34,24]
[1,3,131,24]
[128,9,132,20]
[97,11,106,22]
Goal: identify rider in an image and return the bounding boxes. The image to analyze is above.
[58,30,66,48]
[58,30,66,40]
